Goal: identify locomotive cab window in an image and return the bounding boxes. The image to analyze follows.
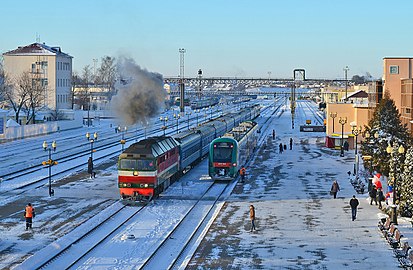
[120,159,155,171]
[213,142,233,162]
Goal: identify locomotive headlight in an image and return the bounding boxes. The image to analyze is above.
[123,183,127,187]
[232,163,237,167]
[133,171,139,176]
[144,184,149,188]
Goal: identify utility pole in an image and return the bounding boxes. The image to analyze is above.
[179,48,186,113]
[344,66,349,102]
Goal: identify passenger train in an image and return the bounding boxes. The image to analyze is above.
[117,105,260,202]
[208,121,259,181]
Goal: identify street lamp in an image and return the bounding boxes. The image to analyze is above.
[173,113,180,134]
[42,141,57,197]
[339,117,347,157]
[86,132,98,159]
[160,116,168,136]
[118,126,127,151]
[329,112,337,133]
[351,123,362,175]
[186,111,191,130]
[386,143,405,225]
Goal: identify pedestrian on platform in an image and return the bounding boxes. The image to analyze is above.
[24,203,35,230]
[249,205,256,232]
[279,143,283,154]
[369,185,378,205]
[377,188,384,209]
[88,157,94,178]
[283,144,287,150]
[289,138,293,150]
[272,130,275,140]
[240,166,246,183]
[349,195,359,221]
[330,180,340,199]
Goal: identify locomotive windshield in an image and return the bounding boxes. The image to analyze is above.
[213,142,233,162]
[120,159,155,171]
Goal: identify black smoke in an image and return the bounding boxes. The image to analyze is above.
[111,57,166,125]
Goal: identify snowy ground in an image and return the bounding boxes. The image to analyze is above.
[1,98,412,270]
[187,101,412,269]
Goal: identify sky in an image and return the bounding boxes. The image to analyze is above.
[1,0,413,79]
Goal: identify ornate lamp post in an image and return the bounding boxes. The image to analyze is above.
[173,113,180,134]
[350,123,362,175]
[386,143,405,225]
[160,116,168,136]
[118,126,127,151]
[329,112,337,133]
[42,141,57,197]
[339,117,347,157]
[86,132,98,160]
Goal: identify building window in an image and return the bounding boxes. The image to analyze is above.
[406,108,411,114]
[390,65,399,74]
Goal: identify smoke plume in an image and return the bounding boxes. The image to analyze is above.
[111,57,166,125]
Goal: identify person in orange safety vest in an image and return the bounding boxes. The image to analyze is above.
[24,203,35,230]
[240,166,246,182]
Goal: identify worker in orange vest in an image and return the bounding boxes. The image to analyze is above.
[240,166,246,182]
[24,203,35,230]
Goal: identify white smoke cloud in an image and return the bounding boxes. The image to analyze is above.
[111,57,166,125]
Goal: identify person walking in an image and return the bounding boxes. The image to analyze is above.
[349,195,359,221]
[240,166,246,183]
[289,138,293,150]
[88,157,94,179]
[330,180,340,199]
[279,143,283,154]
[369,185,378,205]
[24,203,35,230]
[272,129,275,140]
[249,205,256,232]
[377,188,384,209]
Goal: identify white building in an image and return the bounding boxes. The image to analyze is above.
[3,42,73,110]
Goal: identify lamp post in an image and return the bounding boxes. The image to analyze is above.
[339,117,347,157]
[386,144,405,225]
[351,124,362,175]
[86,132,98,160]
[42,141,57,197]
[160,116,168,136]
[173,113,180,134]
[118,126,127,151]
[329,112,337,133]
[186,111,191,130]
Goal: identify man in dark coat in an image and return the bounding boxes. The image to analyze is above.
[369,185,378,205]
[88,157,94,178]
[349,195,359,221]
[289,138,293,150]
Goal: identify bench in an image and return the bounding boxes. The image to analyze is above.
[399,250,413,269]
[388,229,403,249]
[384,224,396,240]
[395,242,411,258]
[378,217,391,232]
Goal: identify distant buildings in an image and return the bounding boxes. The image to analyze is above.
[3,42,73,110]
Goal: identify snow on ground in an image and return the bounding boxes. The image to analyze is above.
[2,98,413,269]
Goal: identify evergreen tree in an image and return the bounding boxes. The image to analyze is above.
[360,92,411,176]
[400,146,413,217]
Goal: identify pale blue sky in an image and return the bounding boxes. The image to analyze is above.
[1,0,412,79]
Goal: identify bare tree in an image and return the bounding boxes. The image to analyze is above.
[6,71,32,124]
[24,77,44,124]
[71,70,82,109]
[49,108,64,121]
[96,56,117,100]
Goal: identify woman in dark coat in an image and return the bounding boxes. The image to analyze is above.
[330,180,340,199]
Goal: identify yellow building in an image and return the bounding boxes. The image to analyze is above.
[3,42,73,110]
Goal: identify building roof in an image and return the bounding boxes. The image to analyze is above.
[3,42,72,58]
[347,90,368,99]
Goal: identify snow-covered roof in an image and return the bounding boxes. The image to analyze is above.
[347,90,368,99]
[3,42,72,58]
[6,118,20,127]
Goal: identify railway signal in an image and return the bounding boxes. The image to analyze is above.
[42,141,57,197]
